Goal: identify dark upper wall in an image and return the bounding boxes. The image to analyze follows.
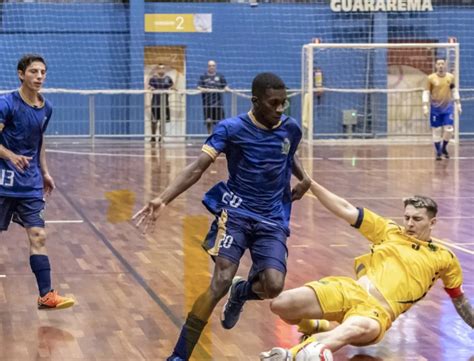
[2,2,473,89]
[1,1,473,133]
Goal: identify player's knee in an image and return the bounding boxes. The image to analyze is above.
[345,319,380,344]
[29,229,47,249]
[443,125,454,139]
[269,292,292,316]
[360,321,380,340]
[263,279,284,299]
[210,273,234,299]
[432,127,442,143]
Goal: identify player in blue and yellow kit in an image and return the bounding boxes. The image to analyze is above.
[260,181,472,361]
[134,73,311,360]
[422,58,462,160]
[0,54,74,309]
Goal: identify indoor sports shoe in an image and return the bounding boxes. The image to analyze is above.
[220,276,246,329]
[37,290,75,310]
[435,154,442,161]
[442,149,450,159]
[166,354,185,361]
[295,342,333,361]
[259,347,291,361]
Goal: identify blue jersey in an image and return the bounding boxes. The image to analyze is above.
[0,91,52,198]
[201,112,302,234]
[198,72,227,107]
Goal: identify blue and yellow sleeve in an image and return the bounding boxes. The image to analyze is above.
[202,144,219,161]
[201,121,229,161]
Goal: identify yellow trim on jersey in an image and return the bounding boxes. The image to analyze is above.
[18,88,45,109]
[207,209,228,257]
[248,110,282,130]
[201,144,219,161]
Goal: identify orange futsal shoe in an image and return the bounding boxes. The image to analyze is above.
[37,290,75,310]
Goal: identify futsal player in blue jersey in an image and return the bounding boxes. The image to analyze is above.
[422,58,462,160]
[0,54,74,309]
[134,72,311,361]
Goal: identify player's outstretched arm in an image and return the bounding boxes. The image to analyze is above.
[133,152,213,233]
[310,180,359,225]
[452,294,474,328]
[291,154,311,201]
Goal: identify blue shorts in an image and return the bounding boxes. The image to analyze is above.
[0,197,45,231]
[202,210,288,281]
[430,112,453,128]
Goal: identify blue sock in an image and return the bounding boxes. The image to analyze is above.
[172,313,207,359]
[29,255,51,297]
[233,280,262,302]
[434,142,441,155]
[442,140,449,152]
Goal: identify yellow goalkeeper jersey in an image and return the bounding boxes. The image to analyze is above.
[353,208,463,319]
[427,72,455,112]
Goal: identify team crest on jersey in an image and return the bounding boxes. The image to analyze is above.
[281,138,291,155]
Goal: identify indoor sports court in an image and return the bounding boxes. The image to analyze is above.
[0,1,473,360]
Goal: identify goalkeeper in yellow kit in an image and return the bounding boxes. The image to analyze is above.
[260,180,473,361]
[423,58,462,160]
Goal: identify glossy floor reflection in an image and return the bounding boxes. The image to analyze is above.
[0,140,472,360]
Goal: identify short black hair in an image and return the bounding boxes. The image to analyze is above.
[252,72,286,98]
[17,54,47,73]
[403,195,438,218]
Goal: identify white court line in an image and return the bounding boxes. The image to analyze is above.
[435,239,474,256]
[48,148,474,162]
[45,220,84,224]
[324,156,474,160]
[0,275,6,278]
[46,149,195,158]
[305,192,474,201]
[389,216,474,220]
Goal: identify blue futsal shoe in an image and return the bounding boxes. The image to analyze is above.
[220,276,246,329]
[166,354,185,361]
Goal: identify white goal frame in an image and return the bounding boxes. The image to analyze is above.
[301,42,460,144]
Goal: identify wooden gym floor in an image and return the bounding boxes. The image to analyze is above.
[0,140,472,361]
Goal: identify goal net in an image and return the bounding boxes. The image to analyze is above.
[302,42,460,144]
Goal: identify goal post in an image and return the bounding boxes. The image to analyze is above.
[302,42,460,145]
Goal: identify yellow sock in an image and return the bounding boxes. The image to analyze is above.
[315,319,331,332]
[289,335,318,358]
[297,319,317,334]
[297,319,331,335]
